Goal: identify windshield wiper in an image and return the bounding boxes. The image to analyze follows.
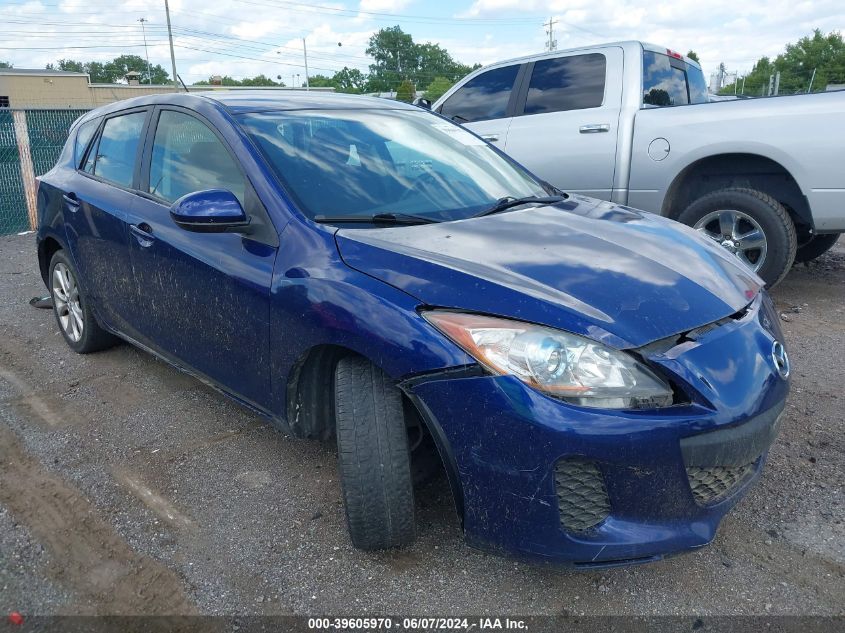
[313,212,441,226]
[473,195,566,218]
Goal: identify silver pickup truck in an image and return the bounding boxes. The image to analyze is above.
[431,41,845,286]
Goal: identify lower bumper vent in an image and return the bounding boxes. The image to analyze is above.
[686,462,756,505]
[554,459,611,532]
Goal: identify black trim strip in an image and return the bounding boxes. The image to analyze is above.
[680,400,786,468]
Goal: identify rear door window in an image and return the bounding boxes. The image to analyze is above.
[522,53,606,115]
[74,118,99,168]
[642,51,708,106]
[438,64,520,123]
[91,111,147,188]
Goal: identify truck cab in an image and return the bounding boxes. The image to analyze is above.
[434,41,845,287]
[433,42,706,202]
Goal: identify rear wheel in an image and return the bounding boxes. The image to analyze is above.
[48,250,117,354]
[334,356,416,550]
[678,187,797,287]
[794,233,839,264]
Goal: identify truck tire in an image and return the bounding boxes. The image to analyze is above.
[794,233,839,264]
[678,187,797,288]
[334,356,416,550]
[48,250,118,354]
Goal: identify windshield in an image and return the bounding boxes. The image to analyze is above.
[237,108,546,222]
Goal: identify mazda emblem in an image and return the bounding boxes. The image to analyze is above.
[772,341,790,379]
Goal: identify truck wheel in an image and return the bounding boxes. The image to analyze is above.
[48,250,117,354]
[678,187,797,287]
[334,356,416,550]
[794,233,839,264]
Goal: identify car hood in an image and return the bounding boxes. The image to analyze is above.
[334,196,763,348]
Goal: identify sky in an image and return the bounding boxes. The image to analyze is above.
[1,0,844,86]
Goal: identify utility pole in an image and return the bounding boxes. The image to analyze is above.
[543,17,558,52]
[773,71,780,96]
[138,18,152,84]
[807,68,816,93]
[741,74,746,94]
[302,38,310,91]
[164,0,179,88]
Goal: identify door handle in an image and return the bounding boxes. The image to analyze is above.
[579,124,610,134]
[130,223,155,247]
[480,134,500,142]
[62,193,80,211]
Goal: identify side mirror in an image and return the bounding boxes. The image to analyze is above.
[413,97,432,110]
[170,189,250,233]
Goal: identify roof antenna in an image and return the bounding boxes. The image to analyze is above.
[177,74,189,93]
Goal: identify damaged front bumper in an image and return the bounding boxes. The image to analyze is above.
[402,293,790,568]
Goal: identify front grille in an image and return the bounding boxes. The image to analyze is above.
[554,459,611,532]
[686,462,756,505]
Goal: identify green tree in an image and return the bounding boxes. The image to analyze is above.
[332,67,367,93]
[366,25,416,92]
[365,26,476,92]
[0,61,12,68]
[301,68,366,93]
[721,30,845,95]
[104,54,169,84]
[240,74,282,86]
[306,74,335,88]
[686,50,700,63]
[395,78,415,102]
[423,76,453,101]
[50,56,169,83]
[194,75,285,86]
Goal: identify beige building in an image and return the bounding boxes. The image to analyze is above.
[0,68,332,109]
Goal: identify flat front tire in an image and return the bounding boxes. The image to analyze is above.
[678,187,797,287]
[48,250,117,354]
[334,356,416,550]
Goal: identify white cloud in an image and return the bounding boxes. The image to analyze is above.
[359,0,412,12]
[1,0,843,85]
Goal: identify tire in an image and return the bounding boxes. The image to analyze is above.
[794,233,839,264]
[334,356,416,550]
[678,187,797,288]
[48,250,117,354]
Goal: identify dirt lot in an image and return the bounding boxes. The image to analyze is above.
[0,231,843,618]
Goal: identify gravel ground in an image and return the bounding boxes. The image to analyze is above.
[0,231,843,617]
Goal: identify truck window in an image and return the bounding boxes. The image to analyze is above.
[438,64,520,123]
[523,53,606,115]
[642,50,708,107]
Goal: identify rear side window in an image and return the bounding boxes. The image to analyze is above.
[91,111,146,187]
[523,54,606,115]
[148,110,245,205]
[643,51,708,106]
[74,118,99,168]
[439,64,520,123]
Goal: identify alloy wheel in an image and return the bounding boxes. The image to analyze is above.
[693,209,768,272]
[52,262,84,342]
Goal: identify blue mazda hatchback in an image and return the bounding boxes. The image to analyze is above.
[36,92,790,567]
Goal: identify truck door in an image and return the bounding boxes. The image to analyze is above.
[436,63,523,150]
[502,47,623,200]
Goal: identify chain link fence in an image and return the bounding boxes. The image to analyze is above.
[0,109,89,235]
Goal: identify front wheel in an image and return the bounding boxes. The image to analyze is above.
[334,356,416,550]
[678,187,797,287]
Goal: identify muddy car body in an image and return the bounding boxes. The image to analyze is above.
[35,92,790,567]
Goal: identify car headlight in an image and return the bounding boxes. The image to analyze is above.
[423,311,673,409]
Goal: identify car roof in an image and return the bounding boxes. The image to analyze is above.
[77,90,419,124]
[202,90,418,113]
